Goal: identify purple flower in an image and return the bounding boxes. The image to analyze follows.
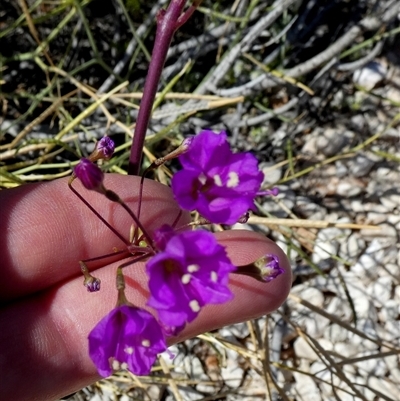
[88,305,166,377]
[146,228,236,331]
[171,130,263,224]
[97,136,115,159]
[74,158,104,192]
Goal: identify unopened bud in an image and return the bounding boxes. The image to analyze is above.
[180,136,194,152]
[84,275,101,292]
[80,261,101,292]
[89,136,115,162]
[151,136,195,168]
[233,254,284,283]
[74,158,105,193]
[96,136,115,159]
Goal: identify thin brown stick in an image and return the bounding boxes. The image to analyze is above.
[248,216,380,230]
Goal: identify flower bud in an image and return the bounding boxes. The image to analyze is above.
[74,158,105,193]
[80,261,101,292]
[84,275,101,292]
[88,136,115,162]
[96,136,115,159]
[150,136,195,169]
[234,253,284,283]
[180,135,194,152]
[152,224,175,250]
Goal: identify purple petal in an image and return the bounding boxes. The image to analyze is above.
[146,229,236,332]
[179,130,231,172]
[88,305,166,377]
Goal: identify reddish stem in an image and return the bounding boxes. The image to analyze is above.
[81,249,131,264]
[118,253,152,269]
[104,189,156,250]
[68,181,130,246]
[128,0,202,176]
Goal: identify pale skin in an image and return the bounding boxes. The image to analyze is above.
[0,174,292,401]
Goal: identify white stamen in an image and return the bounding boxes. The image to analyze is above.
[210,271,218,282]
[120,362,128,370]
[189,300,200,313]
[182,274,191,284]
[142,339,151,347]
[112,359,120,370]
[125,346,134,355]
[188,264,199,273]
[198,173,207,185]
[213,174,223,186]
[227,171,239,188]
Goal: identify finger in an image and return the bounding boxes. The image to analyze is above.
[0,230,291,401]
[0,174,189,301]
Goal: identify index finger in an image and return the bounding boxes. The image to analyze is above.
[0,174,189,301]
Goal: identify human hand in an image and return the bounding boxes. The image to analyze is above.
[0,174,291,401]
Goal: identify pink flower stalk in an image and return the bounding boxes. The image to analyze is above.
[128,0,201,175]
[74,158,104,193]
[146,227,236,333]
[171,130,263,224]
[88,305,166,377]
[97,136,115,159]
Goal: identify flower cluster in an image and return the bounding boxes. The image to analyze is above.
[72,130,284,378]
